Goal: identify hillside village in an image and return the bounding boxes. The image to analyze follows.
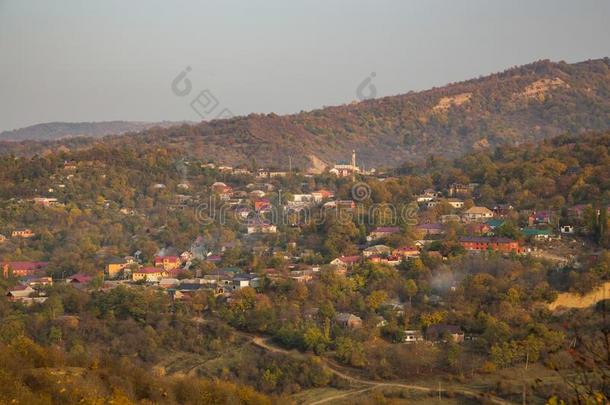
[3,139,608,353]
[0,122,608,405]
[2,1,610,402]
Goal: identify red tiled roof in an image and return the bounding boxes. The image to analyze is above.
[394,246,418,252]
[69,273,93,283]
[459,237,515,243]
[137,267,164,274]
[336,255,360,264]
[2,261,48,271]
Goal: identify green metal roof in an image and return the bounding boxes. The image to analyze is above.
[522,228,552,236]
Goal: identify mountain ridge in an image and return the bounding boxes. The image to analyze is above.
[0,120,192,142]
[1,58,609,168]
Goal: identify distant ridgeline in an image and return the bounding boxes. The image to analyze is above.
[1,58,609,170]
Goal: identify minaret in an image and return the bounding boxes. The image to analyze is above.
[351,150,356,182]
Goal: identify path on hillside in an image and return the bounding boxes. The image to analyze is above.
[249,335,513,405]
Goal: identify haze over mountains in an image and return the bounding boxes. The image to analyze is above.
[0,121,190,142]
[2,58,609,169]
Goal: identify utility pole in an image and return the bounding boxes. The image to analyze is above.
[438,381,442,401]
[522,351,529,405]
[288,156,292,173]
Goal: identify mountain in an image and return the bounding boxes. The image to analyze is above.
[0,121,191,142]
[1,58,609,168]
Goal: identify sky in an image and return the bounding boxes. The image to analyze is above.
[1,0,609,132]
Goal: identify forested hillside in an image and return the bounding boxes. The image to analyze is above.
[3,58,609,169]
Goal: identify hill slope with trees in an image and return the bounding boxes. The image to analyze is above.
[1,58,609,169]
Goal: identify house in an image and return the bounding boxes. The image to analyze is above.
[261,268,287,283]
[529,210,553,225]
[11,228,35,238]
[67,273,94,286]
[256,169,270,178]
[464,222,492,236]
[368,255,401,266]
[425,324,464,343]
[404,330,424,344]
[211,181,232,194]
[203,270,234,286]
[335,312,363,329]
[158,278,180,289]
[330,255,361,270]
[132,267,166,282]
[462,206,493,222]
[522,228,552,241]
[180,251,193,263]
[485,219,505,229]
[560,225,575,234]
[311,189,334,203]
[416,189,439,202]
[233,168,252,175]
[32,197,59,207]
[6,285,35,301]
[235,207,253,220]
[392,246,420,260]
[448,183,472,197]
[363,245,392,258]
[1,261,49,278]
[290,270,314,283]
[446,198,464,209]
[269,171,287,178]
[154,255,181,271]
[63,161,77,170]
[246,221,277,234]
[106,257,129,279]
[211,182,232,200]
[459,237,521,253]
[440,214,461,224]
[205,254,223,263]
[292,194,313,203]
[368,226,400,240]
[415,223,444,236]
[233,273,261,290]
[249,189,266,199]
[254,198,272,212]
[23,276,53,287]
[493,204,514,217]
[323,200,356,210]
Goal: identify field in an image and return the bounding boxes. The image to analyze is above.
[153,331,570,404]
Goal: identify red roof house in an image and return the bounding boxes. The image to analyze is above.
[2,261,49,278]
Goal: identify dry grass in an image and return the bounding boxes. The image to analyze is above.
[549,281,610,310]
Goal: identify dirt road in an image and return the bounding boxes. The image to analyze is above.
[250,335,513,405]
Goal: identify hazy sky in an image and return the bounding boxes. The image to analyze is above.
[1,0,609,132]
